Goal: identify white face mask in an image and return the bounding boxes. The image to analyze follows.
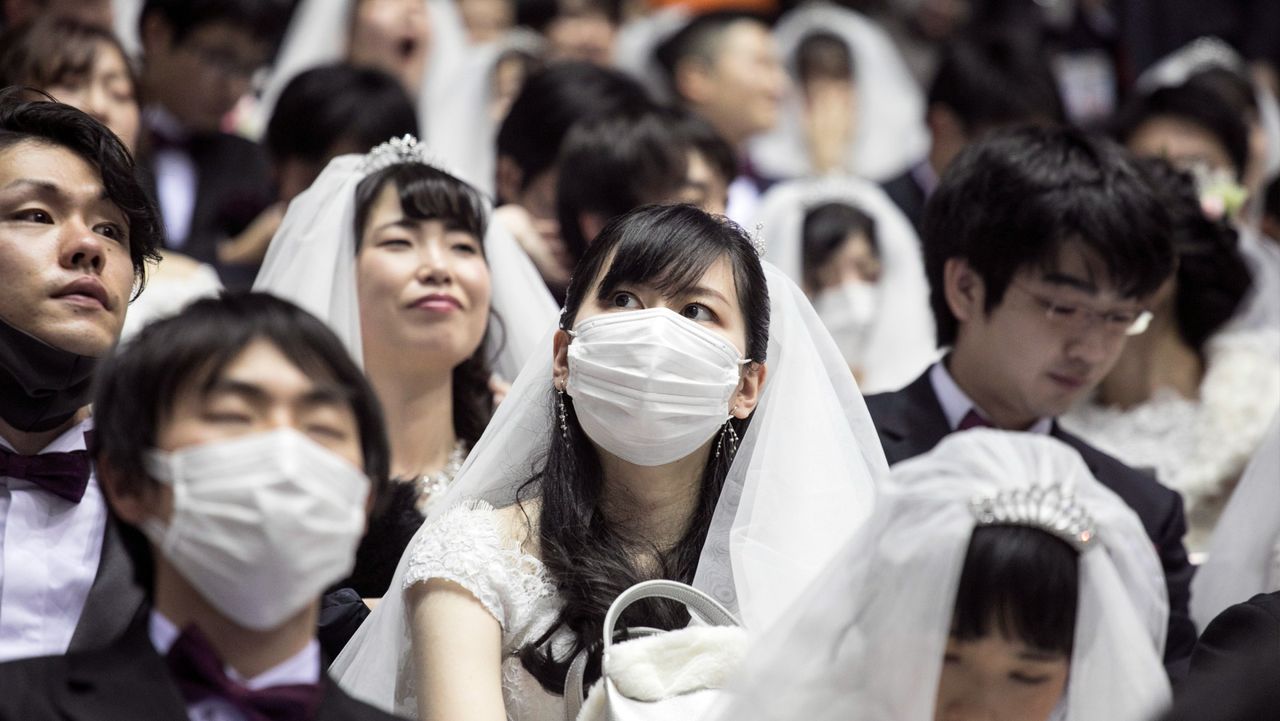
[566,307,747,467]
[812,281,878,367]
[142,428,370,631]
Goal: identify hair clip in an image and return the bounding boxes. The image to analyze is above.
[359,134,440,175]
[969,482,1096,552]
[751,223,767,258]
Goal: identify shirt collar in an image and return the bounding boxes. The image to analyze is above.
[149,611,322,690]
[911,159,940,197]
[929,361,1053,435]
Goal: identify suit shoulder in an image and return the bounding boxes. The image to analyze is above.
[321,679,410,721]
[1053,428,1178,502]
[0,655,69,718]
[863,389,903,422]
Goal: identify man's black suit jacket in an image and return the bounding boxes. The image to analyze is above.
[0,611,406,721]
[864,370,1198,671]
[879,167,927,234]
[1163,591,1280,721]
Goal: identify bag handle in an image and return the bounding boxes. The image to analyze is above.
[563,580,739,720]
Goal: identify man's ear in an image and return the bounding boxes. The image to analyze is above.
[943,257,985,325]
[674,56,715,106]
[495,155,523,207]
[578,212,605,247]
[139,11,175,56]
[98,458,150,524]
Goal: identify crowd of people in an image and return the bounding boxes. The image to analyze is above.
[0,0,1278,720]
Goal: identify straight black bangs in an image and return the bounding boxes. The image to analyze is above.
[593,221,730,305]
[951,525,1079,655]
[353,162,488,248]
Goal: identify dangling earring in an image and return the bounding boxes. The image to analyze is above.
[556,387,570,443]
[714,415,740,463]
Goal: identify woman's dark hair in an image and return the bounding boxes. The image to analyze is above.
[1112,83,1250,181]
[0,16,136,96]
[0,89,162,294]
[495,62,650,201]
[801,202,878,292]
[266,64,418,165]
[353,162,495,448]
[1137,157,1251,355]
[795,30,854,84]
[518,204,770,692]
[951,525,1079,655]
[90,292,392,591]
[923,125,1175,346]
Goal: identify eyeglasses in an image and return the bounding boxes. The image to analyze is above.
[182,41,263,81]
[1011,283,1153,337]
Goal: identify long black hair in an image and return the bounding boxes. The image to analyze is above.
[518,204,770,693]
[353,162,495,448]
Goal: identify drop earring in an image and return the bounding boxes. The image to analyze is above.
[556,387,570,443]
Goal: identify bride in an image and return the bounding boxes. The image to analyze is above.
[331,203,887,719]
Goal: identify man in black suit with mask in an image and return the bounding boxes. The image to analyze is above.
[0,294,405,721]
[0,93,160,662]
[865,125,1198,672]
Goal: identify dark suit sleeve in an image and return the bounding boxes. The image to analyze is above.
[1163,594,1280,721]
[1153,488,1197,675]
[0,656,69,720]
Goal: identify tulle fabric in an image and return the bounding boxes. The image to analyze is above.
[753,175,937,393]
[707,430,1171,721]
[331,262,888,712]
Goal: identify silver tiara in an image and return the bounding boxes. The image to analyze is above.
[969,483,1096,552]
[359,134,440,174]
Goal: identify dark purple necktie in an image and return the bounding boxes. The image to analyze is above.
[165,625,323,721]
[0,445,90,503]
[958,409,993,431]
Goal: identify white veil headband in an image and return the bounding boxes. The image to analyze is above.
[611,6,692,104]
[250,0,468,144]
[1190,413,1280,630]
[754,176,937,393]
[749,1,930,183]
[252,139,559,381]
[709,430,1172,721]
[331,260,889,710]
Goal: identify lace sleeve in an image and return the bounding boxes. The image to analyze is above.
[402,500,523,627]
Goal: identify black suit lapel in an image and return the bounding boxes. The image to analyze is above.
[876,371,952,465]
[68,517,146,653]
[59,617,190,721]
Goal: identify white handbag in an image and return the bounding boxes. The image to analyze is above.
[564,580,748,721]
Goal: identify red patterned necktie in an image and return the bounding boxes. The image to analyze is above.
[958,409,993,431]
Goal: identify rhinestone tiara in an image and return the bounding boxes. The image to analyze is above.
[969,482,1096,552]
[359,134,439,175]
[750,223,766,258]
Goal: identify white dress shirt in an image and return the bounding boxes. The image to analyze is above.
[0,417,106,662]
[145,106,198,249]
[149,611,322,721]
[929,361,1053,434]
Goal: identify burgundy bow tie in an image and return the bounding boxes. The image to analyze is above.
[165,625,322,721]
[0,445,90,503]
[958,410,993,431]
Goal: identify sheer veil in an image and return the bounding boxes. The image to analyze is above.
[754,176,937,393]
[252,148,559,381]
[1191,413,1280,629]
[750,1,929,182]
[709,430,1172,721]
[331,261,888,711]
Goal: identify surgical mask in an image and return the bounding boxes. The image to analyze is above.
[566,308,746,466]
[812,281,878,367]
[142,428,370,631]
[0,317,95,432]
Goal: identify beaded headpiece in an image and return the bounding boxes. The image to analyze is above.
[359,134,439,175]
[969,482,1096,552]
[751,223,767,258]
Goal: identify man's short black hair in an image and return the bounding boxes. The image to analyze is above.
[1112,83,1251,180]
[0,89,162,292]
[556,109,689,261]
[139,0,289,46]
[923,125,1175,346]
[927,30,1065,134]
[266,63,418,164]
[670,107,736,185]
[91,292,391,589]
[496,62,650,200]
[654,11,769,104]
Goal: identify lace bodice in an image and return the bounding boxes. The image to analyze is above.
[402,500,572,721]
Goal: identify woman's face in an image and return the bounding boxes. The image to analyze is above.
[812,231,881,295]
[349,0,431,97]
[934,633,1069,721]
[46,41,140,153]
[356,182,491,373]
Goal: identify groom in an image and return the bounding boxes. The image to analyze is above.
[0,93,162,661]
[865,125,1198,671]
[0,294,404,721]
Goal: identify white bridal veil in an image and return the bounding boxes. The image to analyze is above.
[252,143,559,381]
[754,175,937,393]
[709,430,1172,721]
[331,260,889,712]
[1190,413,1280,629]
[750,1,930,182]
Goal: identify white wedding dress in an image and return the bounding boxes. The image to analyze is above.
[398,501,572,721]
